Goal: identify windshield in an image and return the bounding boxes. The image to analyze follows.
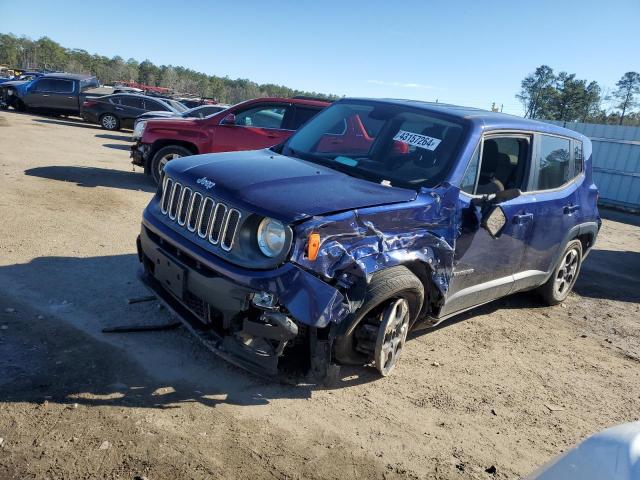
[282,102,467,189]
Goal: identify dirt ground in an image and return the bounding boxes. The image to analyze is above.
[0,111,639,480]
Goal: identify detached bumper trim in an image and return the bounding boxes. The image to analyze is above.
[138,266,280,378]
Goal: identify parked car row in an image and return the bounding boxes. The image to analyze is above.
[0,71,228,132]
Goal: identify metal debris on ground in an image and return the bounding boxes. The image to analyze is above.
[544,403,565,412]
[126,295,156,305]
[102,322,181,333]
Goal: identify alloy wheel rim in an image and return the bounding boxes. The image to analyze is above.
[554,248,579,296]
[374,298,410,376]
[158,153,182,175]
[103,115,116,129]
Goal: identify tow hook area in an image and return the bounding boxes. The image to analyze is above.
[243,311,299,356]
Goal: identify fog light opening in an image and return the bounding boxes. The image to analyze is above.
[251,291,276,309]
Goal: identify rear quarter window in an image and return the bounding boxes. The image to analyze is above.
[535,135,572,190]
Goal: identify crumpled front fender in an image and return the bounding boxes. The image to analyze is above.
[291,183,460,300]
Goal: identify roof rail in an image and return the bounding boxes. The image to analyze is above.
[292,95,333,103]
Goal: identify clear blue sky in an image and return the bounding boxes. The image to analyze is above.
[2,0,639,115]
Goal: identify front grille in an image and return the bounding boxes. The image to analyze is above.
[160,176,242,252]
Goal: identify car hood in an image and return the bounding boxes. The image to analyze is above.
[145,116,201,129]
[0,80,29,88]
[163,149,417,223]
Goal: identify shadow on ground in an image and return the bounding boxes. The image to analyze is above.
[574,249,640,303]
[24,165,155,192]
[411,246,640,339]
[102,143,131,151]
[95,133,132,142]
[600,206,640,227]
[0,253,378,413]
[32,117,99,129]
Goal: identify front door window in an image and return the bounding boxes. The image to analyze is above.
[234,106,287,129]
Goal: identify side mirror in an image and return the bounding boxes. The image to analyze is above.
[221,113,236,125]
[482,206,507,238]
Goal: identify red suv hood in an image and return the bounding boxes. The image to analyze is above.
[141,117,205,139]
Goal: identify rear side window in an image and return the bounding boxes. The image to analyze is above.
[535,135,572,190]
[120,96,144,109]
[144,99,167,111]
[33,79,74,93]
[290,106,321,129]
[50,80,74,93]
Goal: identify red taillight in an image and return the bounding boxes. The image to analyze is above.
[83,100,97,108]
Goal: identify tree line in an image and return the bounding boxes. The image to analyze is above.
[3,34,639,125]
[517,65,640,126]
[0,33,339,104]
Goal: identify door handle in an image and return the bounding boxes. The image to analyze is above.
[42,94,50,97]
[563,204,581,214]
[513,213,533,224]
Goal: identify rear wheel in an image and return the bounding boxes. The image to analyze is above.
[150,145,193,184]
[333,266,424,376]
[100,113,120,131]
[538,239,582,305]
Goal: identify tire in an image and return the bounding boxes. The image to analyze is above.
[13,98,26,112]
[150,145,193,184]
[334,266,424,376]
[537,239,583,306]
[100,113,120,131]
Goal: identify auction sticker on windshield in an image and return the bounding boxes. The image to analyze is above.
[393,130,441,150]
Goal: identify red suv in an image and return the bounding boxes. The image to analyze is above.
[131,97,330,183]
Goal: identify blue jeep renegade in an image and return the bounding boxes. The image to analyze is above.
[136,98,600,378]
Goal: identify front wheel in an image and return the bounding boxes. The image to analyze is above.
[150,145,193,184]
[538,239,583,305]
[13,98,26,112]
[100,113,120,131]
[333,266,424,377]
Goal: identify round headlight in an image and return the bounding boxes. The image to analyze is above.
[133,120,146,138]
[257,218,286,258]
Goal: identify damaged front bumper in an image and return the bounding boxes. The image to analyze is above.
[131,142,149,168]
[137,213,347,378]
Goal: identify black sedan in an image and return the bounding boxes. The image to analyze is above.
[81,94,186,130]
